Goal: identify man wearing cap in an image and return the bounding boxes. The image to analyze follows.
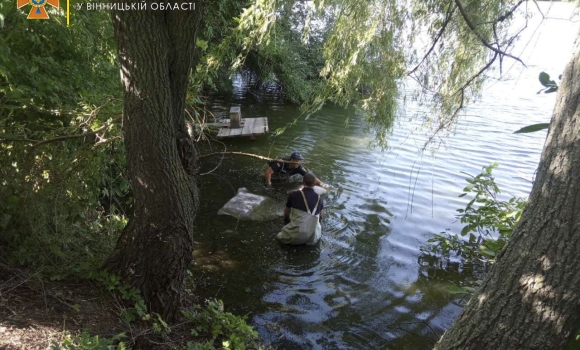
[264,151,323,186]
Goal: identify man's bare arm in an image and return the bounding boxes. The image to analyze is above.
[265,167,274,185]
[314,176,322,186]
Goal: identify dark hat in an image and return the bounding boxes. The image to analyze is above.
[290,151,304,160]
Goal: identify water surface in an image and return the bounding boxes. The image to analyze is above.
[192,5,579,349]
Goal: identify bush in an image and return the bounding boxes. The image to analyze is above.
[52,332,128,350]
[182,299,262,350]
[421,163,527,291]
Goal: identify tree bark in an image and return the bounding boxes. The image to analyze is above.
[436,49,580,348]
[105,1,202,322]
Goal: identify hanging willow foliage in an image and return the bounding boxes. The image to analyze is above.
[197,0,527,148]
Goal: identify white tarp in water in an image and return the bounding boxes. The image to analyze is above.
[218,188,280,221]
[218,186,329,221]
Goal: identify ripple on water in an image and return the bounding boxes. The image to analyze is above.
[192,7,578,349]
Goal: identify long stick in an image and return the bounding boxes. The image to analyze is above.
[198,151,309,164]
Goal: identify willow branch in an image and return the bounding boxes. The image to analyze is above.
[418,51,494,149]
[422,89,464,151]
[532,0,545,19]
[454,51,499,96]
[407,2,457,76]
[498,0,526,23]
[454,0,526,67]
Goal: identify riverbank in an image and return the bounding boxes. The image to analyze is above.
[0,261,121,349]
[0,252,265,350]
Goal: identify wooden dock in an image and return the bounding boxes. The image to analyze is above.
[216,117,269,140]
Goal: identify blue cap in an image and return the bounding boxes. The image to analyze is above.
[290,151,304,160]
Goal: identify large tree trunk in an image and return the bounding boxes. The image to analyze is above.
[105,1,202,322]
[436,50,580,348]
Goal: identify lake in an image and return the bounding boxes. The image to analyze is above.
[192,3,579,349]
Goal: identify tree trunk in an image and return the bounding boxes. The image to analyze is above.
[436,50,580,348]
[105,1,203,322]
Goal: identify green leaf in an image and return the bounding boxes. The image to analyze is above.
[480,246,496,257]
[489,162,498,169]
[513,123,550,134]
[539,72,557,88]
[461,225,475,236]
[196,39,208,51]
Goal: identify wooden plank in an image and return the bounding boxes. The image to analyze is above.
[253,117,263,134]
[230,125,243,136]
[217,127,230,139]
[217,118,269,138]
[203,122,230,127]
[259,117,268,134]
[243,117,255,135]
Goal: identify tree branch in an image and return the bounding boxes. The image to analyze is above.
[455,52,499,96]
[422,88,464,151]
[454,0,526,67]
[532,0,545,19]
[198,151,309,164]
[0,116,123,148]
[407,2,457,76]
[29,117,122,150]
[498,0,526,23]
[28,133,94,149]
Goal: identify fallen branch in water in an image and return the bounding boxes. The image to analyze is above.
[198,151,309,164]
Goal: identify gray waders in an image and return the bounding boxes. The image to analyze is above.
[276,190,321,245]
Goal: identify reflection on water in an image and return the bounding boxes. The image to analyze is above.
[192,4,578,349]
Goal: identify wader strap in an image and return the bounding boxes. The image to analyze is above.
[300,190,320,215]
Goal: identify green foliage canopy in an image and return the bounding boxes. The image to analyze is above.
[0,4,125,275]
[0,0,532,275]
[197,0,525,146]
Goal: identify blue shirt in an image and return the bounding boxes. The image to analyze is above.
[286,187,324,215]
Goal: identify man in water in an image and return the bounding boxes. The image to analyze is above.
[277,173,324,245]
[264,151,323,186]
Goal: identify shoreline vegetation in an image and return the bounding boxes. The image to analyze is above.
[0,259,265,349]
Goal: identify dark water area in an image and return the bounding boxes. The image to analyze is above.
[191,4,578,349]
